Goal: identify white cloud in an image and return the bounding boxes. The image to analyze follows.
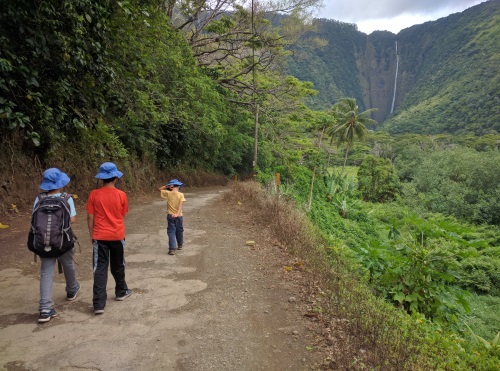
[316,0,487,34]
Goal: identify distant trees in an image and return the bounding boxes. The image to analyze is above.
[357,155,399,202]
[406,147,500,225]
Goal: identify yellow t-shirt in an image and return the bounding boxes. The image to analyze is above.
[160,190,186,216]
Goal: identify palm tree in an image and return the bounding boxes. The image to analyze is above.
[328,98,378,173]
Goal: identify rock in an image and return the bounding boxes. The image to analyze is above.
[288,296,297,303]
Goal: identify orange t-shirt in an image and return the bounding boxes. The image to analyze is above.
[86,187,128,240]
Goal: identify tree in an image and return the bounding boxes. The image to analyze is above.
[328,97,377,172]
[357,155,400,202]
[158,0,321,103]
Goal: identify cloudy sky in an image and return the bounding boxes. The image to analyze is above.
[317,0,487,34]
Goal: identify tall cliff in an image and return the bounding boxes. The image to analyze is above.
[287,0,500,134]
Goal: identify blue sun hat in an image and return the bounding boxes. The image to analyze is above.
[95,162,123,179]
[166,179,183,189]
[40,168,71,191]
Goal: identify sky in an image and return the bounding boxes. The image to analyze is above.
[317,0,487,34]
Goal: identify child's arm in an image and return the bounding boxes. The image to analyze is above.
[158,185,173,192]
[68,196,77,223]
[87,213,95,244]
[173,201,184,218]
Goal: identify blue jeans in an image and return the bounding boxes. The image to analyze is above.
[39,248,79,312]
[167,215,183,250]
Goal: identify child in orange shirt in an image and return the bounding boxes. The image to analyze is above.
[86,162,132,314]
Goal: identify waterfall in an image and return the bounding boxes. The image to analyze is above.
[390,41,399,114]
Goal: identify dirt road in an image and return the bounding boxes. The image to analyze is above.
[0,187,325,370]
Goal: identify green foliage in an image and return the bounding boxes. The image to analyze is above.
[461,255,500,295]
[357,155,400,202]
[0,0,257,174]
[262,155,498,333]
[464,323,500,351]
[465,293,500,340]
[257,163,499,368]
[323,170,361,218]
[287,19,366,109]
[0,0,113,151]
[398,146,500,225]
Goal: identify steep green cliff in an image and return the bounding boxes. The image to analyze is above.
[287,0,500,134]
[389,0,499,134]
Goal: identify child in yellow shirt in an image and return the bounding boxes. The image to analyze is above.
[158,179,186,255]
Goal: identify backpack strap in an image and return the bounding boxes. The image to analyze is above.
[32,192,48,213]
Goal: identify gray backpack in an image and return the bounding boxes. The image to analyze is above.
[27,193,75,258]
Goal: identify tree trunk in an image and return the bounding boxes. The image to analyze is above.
[318,127,325,147]
[307,165,316,211]
[252,103,259,167]
[341,146,349,175]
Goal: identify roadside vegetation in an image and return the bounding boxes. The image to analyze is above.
[227,146,499,369]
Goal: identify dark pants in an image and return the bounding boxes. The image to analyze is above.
[167,215,184,250]
[92,240,129,310]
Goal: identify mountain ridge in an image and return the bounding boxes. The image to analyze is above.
[287,0,500,134]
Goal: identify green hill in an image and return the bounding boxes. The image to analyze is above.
[287,0,500,134]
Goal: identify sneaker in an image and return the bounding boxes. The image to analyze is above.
[168,249,175,255]
[94,308,105,315]
[177,245,183,250]
[38,309,58,323]
[116,289,133,301]
[66,283,81,301]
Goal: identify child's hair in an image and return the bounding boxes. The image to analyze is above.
[102,177,117,184]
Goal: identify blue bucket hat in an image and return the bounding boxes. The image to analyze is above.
[95,162,123,179]
[166,179,183,189]
[40,168,71,191]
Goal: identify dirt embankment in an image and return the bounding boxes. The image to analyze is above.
[0,187,329,370]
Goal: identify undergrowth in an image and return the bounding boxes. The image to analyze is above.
[225,180,499,370]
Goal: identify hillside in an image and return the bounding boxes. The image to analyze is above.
[287,0,500,134]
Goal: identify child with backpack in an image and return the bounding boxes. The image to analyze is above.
[28,168,80,323]
[157,179,186,255]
